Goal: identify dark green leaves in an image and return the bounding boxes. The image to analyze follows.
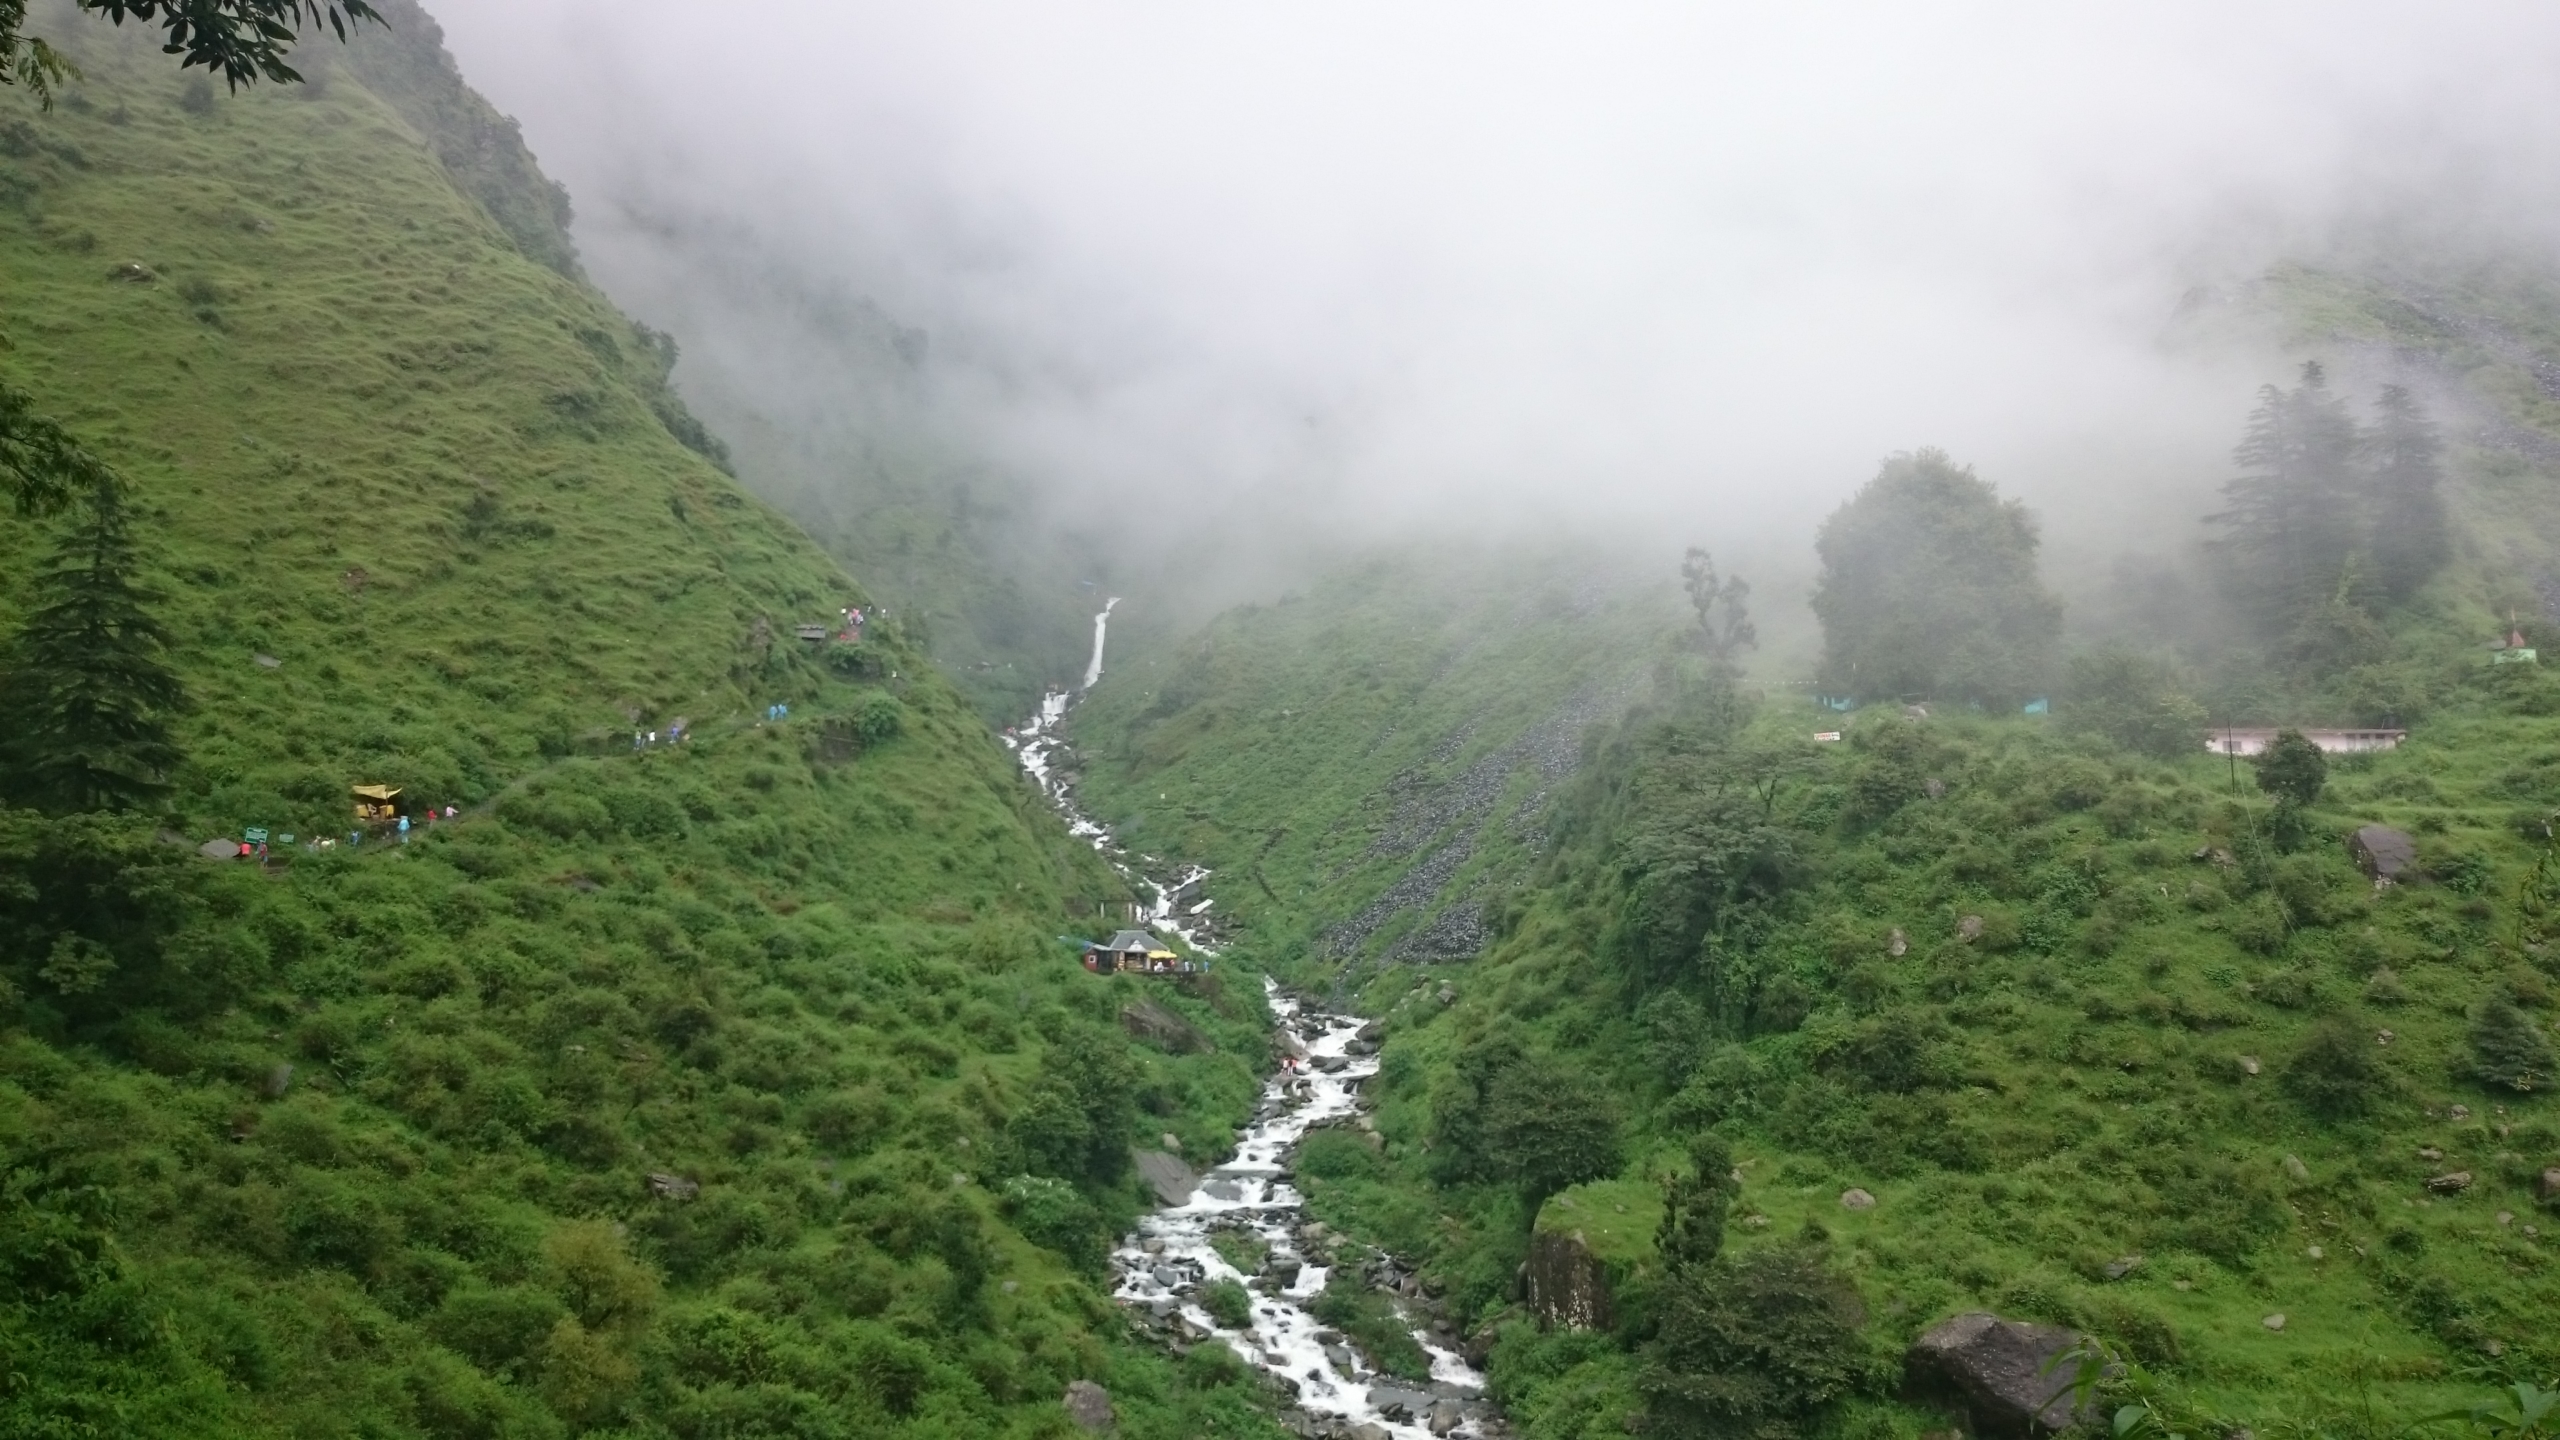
[69,1,384,89]
[0,483,188,814]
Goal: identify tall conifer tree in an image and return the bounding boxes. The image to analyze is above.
[2210,361,2365,637]
[2366,383,2449,604]
[0,482,185,813]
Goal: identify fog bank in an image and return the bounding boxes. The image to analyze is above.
[423,1,2560,594]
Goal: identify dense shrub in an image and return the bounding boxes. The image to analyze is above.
[1639,1246,1874,1440]
[2282,1014,2388,1118]
[2470,996,2556,1092]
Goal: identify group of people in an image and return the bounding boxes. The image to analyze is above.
[631,719,690,749]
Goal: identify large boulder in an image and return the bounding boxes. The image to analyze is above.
[1130,1148,1197,1206]
[1904,1312,2092,1438]
[1063,1379,1116,1432]
[1120,998,1210,1054]
[1524,1228,1614,1332]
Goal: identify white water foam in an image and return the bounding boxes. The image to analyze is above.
[1110,986,1491,1439]
[1001,602,1493,1436]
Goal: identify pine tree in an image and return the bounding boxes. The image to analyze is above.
[2366,384,2449,604]
[2471,996,2556,1093]
[2210,361,2365,643]
[0,377,114,519]
[0,483,186,813]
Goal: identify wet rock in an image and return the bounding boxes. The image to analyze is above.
[1324,1344,1360,1373]
[1351,1425,1393,1440]
[1203,1177,1244,1201]
[1152,1265,1185,1289]
[1131,1148,1197,1205]
[1369,1384,1432,1420]
[1429,1399,1467,1435]
[1904,1312,2091,1438]
[1064,1379,1116,1432]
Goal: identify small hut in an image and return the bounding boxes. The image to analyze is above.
[351,784,402,823]
[1085,929,1178,975]
[2349,825,2418,886]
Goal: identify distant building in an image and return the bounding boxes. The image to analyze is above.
[2204,728,2406,758]
[1083,929,1185,975]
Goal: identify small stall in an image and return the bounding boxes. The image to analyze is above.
[351,784,402,823]
[1083,928,1186,975]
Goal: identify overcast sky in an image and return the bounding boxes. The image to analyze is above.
[424,2,2560,581]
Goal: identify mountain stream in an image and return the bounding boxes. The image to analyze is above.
[1002,605,1500,1440]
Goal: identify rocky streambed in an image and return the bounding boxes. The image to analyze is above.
[1111,990,1505,1440]
[1007,603,1505,1439]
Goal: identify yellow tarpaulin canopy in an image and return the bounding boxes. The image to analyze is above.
[351,784,401,801]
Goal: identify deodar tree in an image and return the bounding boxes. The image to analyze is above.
[2207,362,2449,668]
[0,481,186,813]
[1811,449,2061,709]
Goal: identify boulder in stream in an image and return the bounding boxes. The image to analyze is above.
[1130,1148,1197,1206]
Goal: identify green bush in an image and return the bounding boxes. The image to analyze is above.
[2062,649,2208,759]
[1200,1278,1252,1330]
[2282,1014,2388,1118]
[2470,996,2557,1092]
[1639,1246,1875,1440]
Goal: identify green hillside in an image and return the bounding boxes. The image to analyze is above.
[1057,267,2560,1438]
[1066,546,1677,970]
[0,13,1284,1439]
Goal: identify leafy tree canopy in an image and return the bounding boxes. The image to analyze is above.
[3,0,378,98]
[2254,727,2328,810]
[1811,449,2061,709]
[1639,1246,1872,1440]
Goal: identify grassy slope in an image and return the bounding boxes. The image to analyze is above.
[1067,546,1677,973]
[1334,696,2557,1437]
[702,394,1105,727]
[0,17,1283,1440]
